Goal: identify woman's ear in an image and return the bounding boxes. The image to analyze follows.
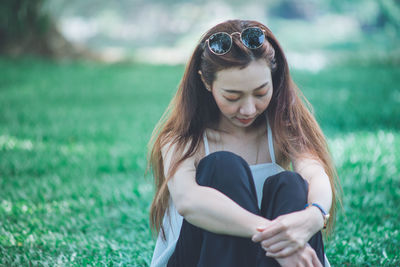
[198,70,212,92]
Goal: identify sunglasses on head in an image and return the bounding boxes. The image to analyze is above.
[205,26,266,55]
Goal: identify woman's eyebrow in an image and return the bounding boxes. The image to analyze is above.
[222,81,269,93]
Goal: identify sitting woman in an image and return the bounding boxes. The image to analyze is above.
[148,19,339,267]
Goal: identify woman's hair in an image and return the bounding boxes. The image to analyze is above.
[148,19,340,240]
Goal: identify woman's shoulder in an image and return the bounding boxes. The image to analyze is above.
[160,135,206,169]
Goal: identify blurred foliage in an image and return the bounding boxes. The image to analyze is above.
[327,0,400,34]
[1,0,399,59]
[0,0,50,49]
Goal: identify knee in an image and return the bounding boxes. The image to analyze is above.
[196,151,251,187]
[261,171,310,219]
[196,151,258,213]
[264,171,308,194]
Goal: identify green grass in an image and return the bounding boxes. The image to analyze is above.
[0,57,399,266]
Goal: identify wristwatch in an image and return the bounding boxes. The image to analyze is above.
[304,203,330,229]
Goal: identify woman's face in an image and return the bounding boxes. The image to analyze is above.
[209,59,273,129]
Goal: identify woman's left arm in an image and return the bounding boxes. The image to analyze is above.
[251,156,332,258]
[295,156,332,226]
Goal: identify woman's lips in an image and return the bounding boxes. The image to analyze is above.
[236,117,254,124]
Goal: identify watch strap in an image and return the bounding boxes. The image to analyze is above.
[304,203,329,229]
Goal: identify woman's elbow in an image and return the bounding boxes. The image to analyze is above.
[174,193,194,217]
[169,182,200,217]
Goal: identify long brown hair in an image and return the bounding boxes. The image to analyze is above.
[148,19,340,240]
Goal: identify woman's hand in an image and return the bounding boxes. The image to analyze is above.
[252,207,324,257]
[274,244,323,267]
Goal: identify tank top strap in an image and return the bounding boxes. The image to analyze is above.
[203,131,210,156]
[267,117,276,163]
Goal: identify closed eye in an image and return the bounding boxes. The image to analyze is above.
[254,89,269,98]
[255,93,267,98]
[225,97,239,102]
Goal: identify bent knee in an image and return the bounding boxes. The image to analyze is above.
[196,151,251,186]
[265,171,308,190]
[198,151,249,172]
[200,151,245,164]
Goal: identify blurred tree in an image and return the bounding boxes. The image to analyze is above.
[0,0,90,58]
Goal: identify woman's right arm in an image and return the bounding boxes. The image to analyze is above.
[162,143,268,238]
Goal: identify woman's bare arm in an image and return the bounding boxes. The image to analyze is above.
[163,142,268,238]
[292,156,332,229]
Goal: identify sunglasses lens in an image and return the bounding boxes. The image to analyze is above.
[208,33,232,55]
[241,27,265,49]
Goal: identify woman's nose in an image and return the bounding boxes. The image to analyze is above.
[239,99,256,116]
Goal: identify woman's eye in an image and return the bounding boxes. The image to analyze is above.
[225,97,239,102]
[255,90,269,98]
[255,94,267,98]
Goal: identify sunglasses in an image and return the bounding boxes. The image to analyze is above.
[205,27,266,55]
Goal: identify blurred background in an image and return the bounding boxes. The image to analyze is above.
[1,0,399,266]
[1,0,399,65]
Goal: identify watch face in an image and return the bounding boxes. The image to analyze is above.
[323,214,330,229]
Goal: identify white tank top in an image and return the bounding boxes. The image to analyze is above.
[149,119,330,267]
[202,118,285,208]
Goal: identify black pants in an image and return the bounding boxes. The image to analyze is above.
[167,151,325,267]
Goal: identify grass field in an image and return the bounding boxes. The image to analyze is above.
[0,57,399,266]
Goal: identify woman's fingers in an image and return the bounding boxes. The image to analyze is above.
[253,214,322,265]
[310,250,323,267]
[252,219,287,242]
[252,225,281,242]
[304,256,313,267]
[265,245,296,258]
[272,245,322,267]
[305,244,323,267]
[259,231,286,250]
[261,240,290,253]
[261,239,289,253]
[262,239,301,256]
[259,230,305,255]
[302,248,314,267]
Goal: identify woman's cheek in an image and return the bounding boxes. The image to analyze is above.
[261,96,272,109]
[220,102,237,115]
[214,95,235,113]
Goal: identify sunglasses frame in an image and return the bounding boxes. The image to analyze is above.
[205,27,266,56]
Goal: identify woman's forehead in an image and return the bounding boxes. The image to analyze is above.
[213,60,272,92]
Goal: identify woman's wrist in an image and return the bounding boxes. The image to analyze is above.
[305,205,325,232]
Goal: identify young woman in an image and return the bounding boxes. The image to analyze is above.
[148,19,339,267]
